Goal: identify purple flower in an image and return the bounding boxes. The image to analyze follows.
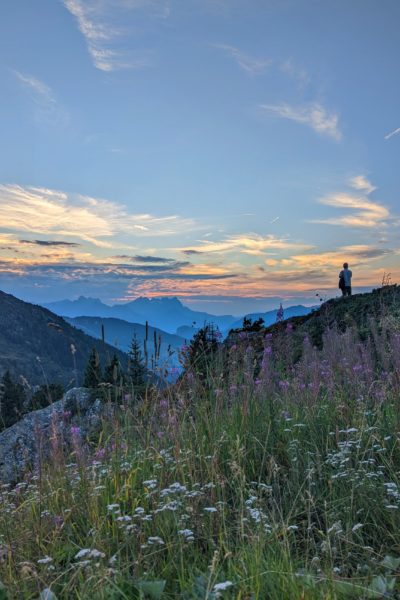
[70,425,81,436]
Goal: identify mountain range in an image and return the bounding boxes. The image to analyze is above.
[43,296,315,336]
[44,296,236,334]
[0,290,128,386]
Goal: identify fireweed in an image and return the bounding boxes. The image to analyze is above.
[1,324,400,598]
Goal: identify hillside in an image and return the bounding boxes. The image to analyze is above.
[2,285,400,598]
[229,304,316,330]
[0,290,128,386]
[65,316,185,367]
[229,285,400,362]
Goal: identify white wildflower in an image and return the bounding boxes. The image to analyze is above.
[178,529,195,541]
[213,581,233,596]
[147,536,165,545]
[38,556,53,564]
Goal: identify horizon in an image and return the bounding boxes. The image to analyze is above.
[1,285,376,318]
[0,1,399,310]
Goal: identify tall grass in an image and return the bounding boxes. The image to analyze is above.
[1,323,400,598]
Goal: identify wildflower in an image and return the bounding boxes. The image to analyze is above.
[107,503,120,513]
[74,548,105,560]
[204,507,218,513]
[39,590,58,600]
[143,479,157,490]
[178,528,195,541]
[147,536,165,545]
[213,581,233,596]
[70,425,81,436]
[352,523,363,532]
[38,556,53,565]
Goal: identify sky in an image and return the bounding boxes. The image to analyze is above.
[0,0,399,315]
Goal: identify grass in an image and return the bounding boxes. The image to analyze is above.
[1,319,400,599]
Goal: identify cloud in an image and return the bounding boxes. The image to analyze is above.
[19,240,81,247]
[131,255,178,263]
[279,245,392,270]
[349,175,376,195]
[14,71,67,125]
[280,59,310,90]
[259,102,342,141]
[313,193,389,228]
[63,0,163,71]
[384,127,400,140]
[180,233,313,256]
[182,249,204,255]
[213,44,272,75]
[0,184,196,247]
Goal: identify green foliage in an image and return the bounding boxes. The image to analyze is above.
[183,323,221,382]
[242,316,265,332]
[83,347,102,388]
[136,580,166,599]
[0,580,8,600]
[104,354,123,385]
[30,383,65,411]
[128,334,147,395]
[0,370,25,430]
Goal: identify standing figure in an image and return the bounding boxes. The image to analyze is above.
[339,262,352,296]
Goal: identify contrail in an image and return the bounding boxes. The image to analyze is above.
[384,127,400,140]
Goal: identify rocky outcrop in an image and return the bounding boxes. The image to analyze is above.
[0,388,107,485]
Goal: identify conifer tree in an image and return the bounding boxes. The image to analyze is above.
[0,370,25,430]
[183,323,221,382]
[104,353,123,385]
[128,334,147,395]
[83,347,102,388]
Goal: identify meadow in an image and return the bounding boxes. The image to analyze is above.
[1,317,400,599]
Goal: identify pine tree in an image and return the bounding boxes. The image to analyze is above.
[128,334,147,395]
[183,323,221,382]
[83,347,102,388]
[0,370,25,430]
[104,353,123,385]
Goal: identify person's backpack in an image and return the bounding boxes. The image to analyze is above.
[338,272,345,290]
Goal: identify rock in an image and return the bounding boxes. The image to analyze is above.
[0,388,106,485]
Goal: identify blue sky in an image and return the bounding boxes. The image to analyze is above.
[0,0,399,315]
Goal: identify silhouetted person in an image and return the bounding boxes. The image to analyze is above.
[339,262,352,296]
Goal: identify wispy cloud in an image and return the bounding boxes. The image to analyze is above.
[63,0,163,71]
[276,244,392,270]
[213,44,272,75]
[14,71,67,125]
[259,102,342,141]
[280,59,310,90]
[384,127,400,140]
[19,239,81,247]
[349,175,376,195]
[313,193,389,228]
[0,184,195,247]
[180,233,313,256]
